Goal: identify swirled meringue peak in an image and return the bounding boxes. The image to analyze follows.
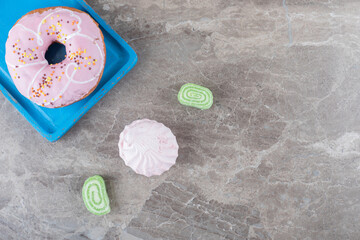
[118,119,179,177]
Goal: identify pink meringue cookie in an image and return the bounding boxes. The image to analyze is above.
[118,119,179,177]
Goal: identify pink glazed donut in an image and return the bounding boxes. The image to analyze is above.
[5,7,106,108]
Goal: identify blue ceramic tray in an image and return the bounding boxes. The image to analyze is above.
[0,0,137,142]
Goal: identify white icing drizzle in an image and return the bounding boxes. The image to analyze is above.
[63,12,82,41]
[26,63,47,98]
[6,60,48,69]
[6,23,46,69]
[16,24,43,46]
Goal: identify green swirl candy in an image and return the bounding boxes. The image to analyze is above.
[178,83,213,110]
[82,175,110,215]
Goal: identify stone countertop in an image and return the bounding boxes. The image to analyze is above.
[1,0,360,239]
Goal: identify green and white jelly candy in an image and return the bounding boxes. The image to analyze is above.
[82,175,110,215]
[177,83,213,110]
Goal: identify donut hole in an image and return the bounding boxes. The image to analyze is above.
[45,41,66,65]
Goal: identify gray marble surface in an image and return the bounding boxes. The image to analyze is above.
[1,0,360,239]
